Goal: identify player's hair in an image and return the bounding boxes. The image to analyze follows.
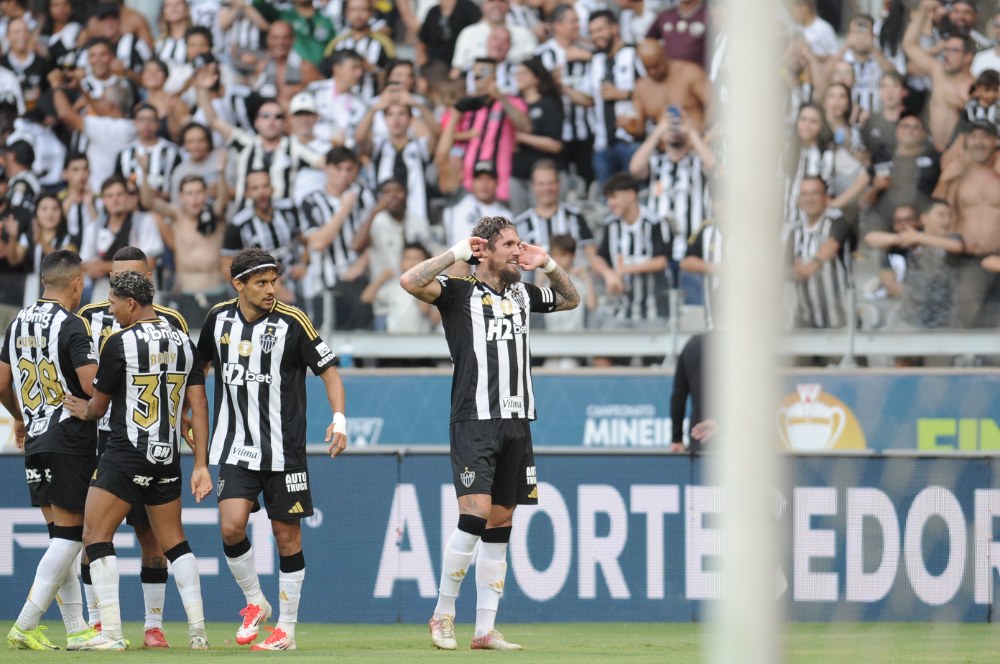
[184,25,213,47]
[6,140,33,169]
[112,246,149,267]
[331,49,364,68]
[588,8,616,25]
[101,175,129,194]
[40,250,82,289]
[472,215,515,250]
[180,122,213,148]
[179,174,207,191]
[378,176,408,194]
[326,146,359,166]
[601,172,642,197]
[549,233,577,255]
[403,241,430,260]
[230,247,284,283]
[550,4,575,23]
[110,270,155,306]
[63,151,88,170]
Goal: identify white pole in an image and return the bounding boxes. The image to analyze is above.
[710,1,783,663]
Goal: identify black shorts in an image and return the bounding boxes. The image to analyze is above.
[216,464,313,520]
[91,466,182,508]
[25,452,97,511]
[450,419,537,506]
[96,431,149,526]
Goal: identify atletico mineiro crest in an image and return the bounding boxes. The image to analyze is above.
[460,467,475,488]
[511,289,526,309]
[261,325,279,354]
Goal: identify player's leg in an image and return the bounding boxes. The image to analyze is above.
[217,465,270,644]
[78,479,133,651]
[145,493,209,650]
[35,504,88,642]
[132,516,170,648]
[82,431,110,631]
[250,468,314,651]
[473,504,514,643]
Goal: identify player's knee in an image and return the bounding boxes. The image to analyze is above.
[272,524,301,554]
[135,525,162,553]
[220,520,248,546]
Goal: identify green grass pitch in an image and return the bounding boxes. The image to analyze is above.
[7,622,1000,662]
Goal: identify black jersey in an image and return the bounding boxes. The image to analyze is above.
[95,318,203,477]
[432,276,558,423]
[0,299,97,455]
[198,299,337,472]
[78,300,187,435]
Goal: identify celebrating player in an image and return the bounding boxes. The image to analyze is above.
[400,217,580,650]
[198,248,347,651]
[77,246,188,648]
[0,251,99,650]
[63,270,213,651]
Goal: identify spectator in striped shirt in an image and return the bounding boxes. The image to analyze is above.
[113,104,182,202]
[324,0,396,102]
[962,69,1000,134]
[814,15,895,120]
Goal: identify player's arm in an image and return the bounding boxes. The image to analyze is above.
[0,361,25,452]
[185,384,212,502]
[519,243,581,312]
[320,366,347,458]
[399,238,489,303]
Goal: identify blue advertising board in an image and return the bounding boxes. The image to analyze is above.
[4,453,1000,624]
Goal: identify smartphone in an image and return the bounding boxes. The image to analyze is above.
[668,105,681,129]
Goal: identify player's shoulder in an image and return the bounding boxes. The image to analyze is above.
[98,324,130,355]
[152,303,189,333]
[203,298,238,325]
[77,300,110,317]
[272,302,320,340]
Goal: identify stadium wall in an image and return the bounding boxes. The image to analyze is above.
[4,452,1000,623]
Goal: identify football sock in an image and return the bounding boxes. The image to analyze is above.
[80,562,100,627]
[434,514,486,618]
[86,543,123,641]
[474,527,511,638]
[165,542,206,637]
[223,536,266,607]
[17,529,84,632]
[276,552,305,639]
[140,566,168,631]
[56,561,87,636]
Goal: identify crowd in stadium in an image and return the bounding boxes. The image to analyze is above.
[0,0,997,355]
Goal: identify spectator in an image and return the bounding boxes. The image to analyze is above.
[75,37,121,100]
[782,104,832,236]
[0,18,50,112]
[508,0,545,42]
[78,0,154,53]
[251,0,336,66]
[170,123,224,207]
[947,0,990,51]
[783,40,816,129]
[820,84,870,227]
[459,25,519,97]
[0,167,32,325]
[680,198,725,330]
[218,0,269,81]
[77,3,152,86]
[26,194,80,304]
[536,4,596,189]
[514,159,596,263]
[451,0,537,72]
[903,0,976,152]
[113,103,182,200]
[633,39,711,138]
[616,0,657,47]
[307,49,370,148]
[368,60,439,141]
[417,0,482,68]
[138,59,175,130]
[80,175,164,301]
[287,92,333,204]
[541,234,596,338]
[588,10,645,190]
[253,21,323,110]
[5,140,38,213]
[353,178,432,330]
[592,172,670,326]
[509,57,564,215]
[817,15,896,117]
[861,71,907,156]
[360,241,440,333]
[155,0,193,67]
[788,0,838,60]
[868,199,964,330]
[787,176,851,330]
[962,69,1000,132]
[325,0,397,102]
[161,27,215,97]
[873,204,919,299]
[971,15,1000,76]
[59,152,98,241]
[864,112,941,234]
[35,0,80,70]
[646,0,710,68]
[574,0,608,42]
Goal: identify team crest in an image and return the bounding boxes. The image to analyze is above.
[260,325,279,354]
[217,479,225,497]
[238,340,253,357]
[500,299,513,315]
[460,467,476,488]
[511,290,526,309]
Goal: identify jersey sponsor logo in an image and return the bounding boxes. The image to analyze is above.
[317,353,336,368]
[500,298,513,315]
[316,342,333,357]
[219,333,231,345]
[222,363,272,386]
[25,468,42,484]
[238,340,254,357]
[227,444,261,465]
[16,336,47,348]
[135,326,184,346]
[28,416,50,438]
[133,475,152,487]
[20,311,53,327]
[288,501,305,514]
[285,471,308,492]
[526,466,536,485]
[501,396,524,414]
[260,326,279,354]
[460,467,476,488]
[486,319,526,341]
[158,477,178,484]
[147,441,174,465]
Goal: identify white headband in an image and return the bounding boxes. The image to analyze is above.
[234,263,278,281]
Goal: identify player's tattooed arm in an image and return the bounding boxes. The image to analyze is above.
[399,251,456,303]
[545,263,582,312]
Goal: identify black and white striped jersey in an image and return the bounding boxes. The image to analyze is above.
[300,184,376,287]
[685,221,724,330]
[327,32,394,101]
[844,50,882,114]
[155,34,187,66]
[513,203,594,252]
[78,300,187,435]
[225,14,266,53]
[370,136,430,218]
[506,3,540,31]
[597,209,671,321]
[588,46,645,152]
[645,150,711,261]
[0,299,97,455]
[782,144,834,230]
[463,61,519,96]
[228,129,321,204]
[443,191,511,246]
[432,275,558,422]
[64,198,100,243]
[114,139,182,196]
[95,318,203,477]
[6,169,40,213]
[964,99,1000,130]
[198,299,337,472]
[76,33,151,74]
[787,209,851,329]
[535,39,593,142]
[222,199,303,269]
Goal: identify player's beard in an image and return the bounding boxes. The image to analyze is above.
[499,262,522,285]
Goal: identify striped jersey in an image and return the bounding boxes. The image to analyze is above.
[114,138,182,196]
[76,33,151,74]
[228,128,321,204]
[787,209,851,329]
[685,221,724,330]
[95,318,203,477]
[433,275,558,422]
[327,31,395,101]
[222,199,303,268]
[597,209,671,321]
[964,99,1000,131]
[844,50,882,113]
[464,61,519,96]
[0,299,97,455]
[7,169,40,213]
[198,299,338,472]
[646,150,711,260]
[535,39,593,142]
[155,34,187,65]
[588,46,645,151]
[782,144,833,232]
[513,204,594,252]
[300,184,376,287]
[78,300,187,435]
[370,136,430,218]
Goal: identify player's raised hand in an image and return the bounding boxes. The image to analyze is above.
[517,242,550,271]
[191,465,213,503]
[325,423,347,458]
[469,236,489,259]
